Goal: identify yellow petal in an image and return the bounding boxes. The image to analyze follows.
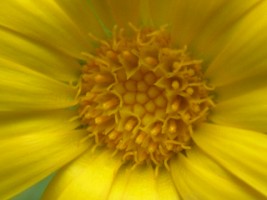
[106,165,131,200]
[12,175,53,200]
[0,27,80,83]
[211,87,267,132]
[0,114,88,200]
[171,148,262,199]
[138,0,153,26]
[206,1,267,86]
[0,109,79,137]
[42,149,121,200]
[214,72,267,102]
[0,0,92,58]
[108,165,158,200]
[86,0,115,34]
[193,123,267,198]
[54,0,107,39]
[148,0,177,26]
[107,0,140,27]
[169,0,227,46]
[156,169,180,200]
[170,0,262,61]
[0,58,77,111]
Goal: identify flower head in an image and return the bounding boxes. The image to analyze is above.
[1,0,267,199]
[78,25,215,170]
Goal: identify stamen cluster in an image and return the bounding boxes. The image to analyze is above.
[78,25,214,168]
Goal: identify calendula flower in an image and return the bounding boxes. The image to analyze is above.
[1,0,267,199]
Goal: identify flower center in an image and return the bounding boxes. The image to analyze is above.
[78,25,214,168]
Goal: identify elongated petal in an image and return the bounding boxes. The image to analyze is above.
[204,2,267,133]
[148,0,177,26]
[171,148,262,199]
[42,149,121,200]
[193,123,267,198]
[170,0,262,62]
[106,165,130,200]
[0,113,88,199]
[54,0,107,39]
[170,0,225,46]
[211,86,267,132]
[0,109,79,137]
[0,0,92,58]
[206,0,267,86]
[86,0,114,33]
[197,0,263,61]
[108,165,158,200]
[0,58,77,111]
[107,0,140,27]
[156,169,180,200]
[12,175,54,200]
[0,27,80,83]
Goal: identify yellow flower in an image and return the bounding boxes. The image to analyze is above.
[1,0,267,199]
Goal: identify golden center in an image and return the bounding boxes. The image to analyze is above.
[78,25,214,168]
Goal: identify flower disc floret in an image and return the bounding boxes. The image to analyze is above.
[78,25,214,168]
